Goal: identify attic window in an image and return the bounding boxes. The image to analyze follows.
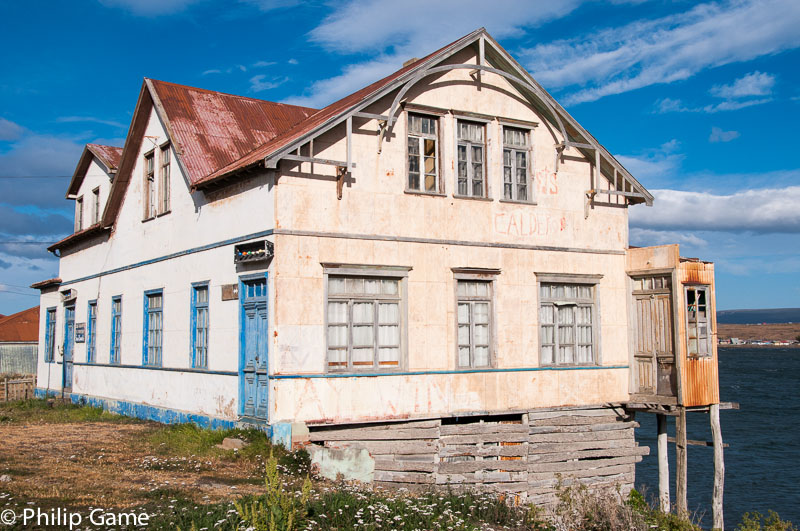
[143,150,156,219]
[502,126,531,202]
[92,187,100,225]
[407,113,440,193]
[75,196,84,232]
[456,120,486,198]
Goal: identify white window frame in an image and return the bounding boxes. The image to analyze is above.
[75,196,84,232]
[143,150,156,219]
[323,264,410,373]
[455,119,487,198]
[685,285,712,358]
[453,268,499,369]
[159,142,171,214]
[501,126,532,203]
[406,113,441,194]
[536,273,602,366]
[91,187,101,225]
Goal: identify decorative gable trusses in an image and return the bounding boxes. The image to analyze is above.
[232,28,653,207]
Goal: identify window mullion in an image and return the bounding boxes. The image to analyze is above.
[347,299,354,371]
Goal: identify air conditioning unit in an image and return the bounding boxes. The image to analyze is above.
[60,289,77,302]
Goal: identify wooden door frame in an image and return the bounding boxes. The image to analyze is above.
[238,272,269,420]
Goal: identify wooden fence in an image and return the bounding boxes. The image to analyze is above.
[1,376,36,402]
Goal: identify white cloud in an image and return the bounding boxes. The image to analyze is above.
[630,186,800,233]
[521,0,800,105]
[0,134,84,177]
[630,228,708,248]
[709,126,740,143]
[0,117,25,141]
[615,140,683,186]
[285,0,586,108]
[249,75,289,93]
[710,71,775,99]
[253,60,276,68]
[238,0,300,12]
[56,116,127,128]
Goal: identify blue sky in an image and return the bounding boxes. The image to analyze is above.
[1,0,799,314]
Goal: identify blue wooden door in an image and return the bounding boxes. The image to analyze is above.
[63,305,75,390]
[240,277,268,419]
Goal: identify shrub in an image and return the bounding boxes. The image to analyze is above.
[737,511,797,531]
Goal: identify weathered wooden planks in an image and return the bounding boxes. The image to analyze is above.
[307,405,646,504]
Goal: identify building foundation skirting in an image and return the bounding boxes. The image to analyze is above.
[34,388,239,431]
[302,405,648,503]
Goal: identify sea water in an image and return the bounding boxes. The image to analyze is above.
[635,347,800,527]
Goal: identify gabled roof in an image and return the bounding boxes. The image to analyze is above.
[148,79,317,185]
[66,143,123,198]
[0,306,39,342]
[99,79,317,231]
[56,27,651,252]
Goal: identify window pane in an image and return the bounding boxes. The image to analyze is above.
[378,303,398,324]
[328,349,346,367]
[353,302,373,323]
[378,348,399,366]
[346,277,364,294]
[382,279,398,295]
[328,302,347,323]
[559,325,574,345]
[364,279,380,295]
[558,306,574,325]
[474,346,489,367]
[352,325,374,345]
[559,345,574,364]
[378,325,399,346]
[352,348,373,366]
[473,303,489,324]
[328,277,345,294]
[474,324,489,345]
[457,303,470,324]
[541,325,554,344]
[196,286,208,304]
[327,325,347,347]
[541,345,554,364]
[458,324,470,345]
[458,346,470,366]
[540,285,550,298]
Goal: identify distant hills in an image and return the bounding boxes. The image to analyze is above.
[717,308,800,324]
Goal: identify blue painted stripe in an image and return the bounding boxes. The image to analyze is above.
[34,388,237,430]
[71,361,237,376]
[271,364,629,379]
[60,229,274,286]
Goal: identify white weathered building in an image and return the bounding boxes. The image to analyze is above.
[34,29,720,503]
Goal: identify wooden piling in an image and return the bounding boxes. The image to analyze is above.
[657,413,670,513]
[710,404,724,530]
[675,407,688,516]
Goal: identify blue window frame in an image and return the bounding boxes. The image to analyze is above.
[87,300,97,363]
[191,282,210,369]
[44,307,56,362]
[110,295,122,364]
[143,289,163,366]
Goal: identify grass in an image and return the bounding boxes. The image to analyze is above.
[0,397,139,424]
[0,398,795,531]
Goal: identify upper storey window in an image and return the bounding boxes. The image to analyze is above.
[407,114,440,193]
[144,151,156,219]
[92,187,101,225]
[75,196,84,232]
[456,120,486,198]
[502,126,531,202]
[143,143,171,220]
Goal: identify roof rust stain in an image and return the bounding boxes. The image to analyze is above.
[87,144,123,170]
[148,79,316,186]
[0,306,39,342]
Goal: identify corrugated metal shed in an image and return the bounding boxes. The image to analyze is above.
[148,80,317,186]
[0,306,39,342]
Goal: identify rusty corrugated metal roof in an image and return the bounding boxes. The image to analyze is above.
[148,80,317,186]
[195,33,476,188]
[66,143,124,197]
[0,306,39,342]
[87,144,123,170]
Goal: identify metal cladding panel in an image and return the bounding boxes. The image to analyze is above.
[678,260,720,406]
[149,80,317,185]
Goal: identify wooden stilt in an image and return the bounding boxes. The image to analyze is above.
[710,404,725,530]
[675,407,688,516]
[657,413,670,513]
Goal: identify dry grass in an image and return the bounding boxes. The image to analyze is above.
[0,406,268,510]
[718,323,800,342]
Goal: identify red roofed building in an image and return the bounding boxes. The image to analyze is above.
[0,306,39,375]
